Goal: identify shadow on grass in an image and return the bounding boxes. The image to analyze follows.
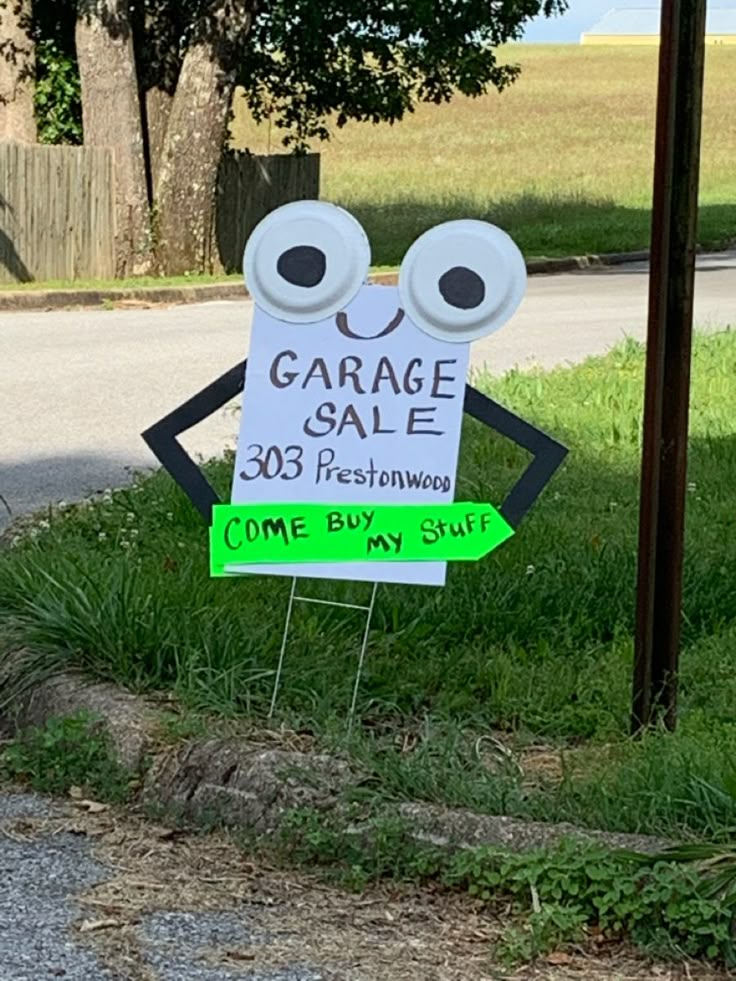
[343,192,736,267]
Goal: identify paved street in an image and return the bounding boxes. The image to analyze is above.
[1,252,735,529]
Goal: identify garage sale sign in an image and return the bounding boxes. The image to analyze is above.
[209,201,529,587]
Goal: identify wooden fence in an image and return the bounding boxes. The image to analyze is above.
[0,141,116,284]
[213,152,321,273]
[0,143,320,283]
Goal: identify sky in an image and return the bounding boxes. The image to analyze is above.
[523,0,736,42]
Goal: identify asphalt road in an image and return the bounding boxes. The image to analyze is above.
[2,252,735,530]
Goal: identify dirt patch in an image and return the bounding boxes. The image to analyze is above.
[474,735,610,791]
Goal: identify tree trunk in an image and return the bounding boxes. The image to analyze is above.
[154,1,254,275]
[144,86,172,192]
[75,0,151,276]
[0,0,37,143]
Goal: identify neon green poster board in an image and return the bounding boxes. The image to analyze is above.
[211,501,514,577]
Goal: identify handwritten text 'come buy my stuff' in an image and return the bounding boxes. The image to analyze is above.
[210,502,514,573]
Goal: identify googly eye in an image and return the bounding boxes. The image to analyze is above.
[398,220,527,343]
[243,201,371,323]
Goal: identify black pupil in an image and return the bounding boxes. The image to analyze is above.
[438,266,486,310]
[277,245,326,288]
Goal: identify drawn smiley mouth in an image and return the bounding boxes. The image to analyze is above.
[335,307,405,341]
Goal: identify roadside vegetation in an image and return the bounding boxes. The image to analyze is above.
[232,45,736,266]
[269,810,736,967]
[6,46,736,294]
[0,712,134,802]
[3,331,736,846]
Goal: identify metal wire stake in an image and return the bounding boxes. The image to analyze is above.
[269,576,298,720]
[347,582,379,734]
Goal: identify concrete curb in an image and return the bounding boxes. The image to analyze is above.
[0,663,669,854]
[0,282,247,312]
[0,248,655,313]
[526,249,651,275]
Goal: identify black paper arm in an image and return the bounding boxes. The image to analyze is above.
[463,384,567,529]
[141,360,247,523]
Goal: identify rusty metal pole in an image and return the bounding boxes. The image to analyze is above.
[632,0,707,732]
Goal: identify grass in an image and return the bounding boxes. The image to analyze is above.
[231,44,736,266]
[0,272,242,292]
[0,712,134,802]
[4,331,736,840]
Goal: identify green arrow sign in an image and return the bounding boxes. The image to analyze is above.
[210,501,514,576]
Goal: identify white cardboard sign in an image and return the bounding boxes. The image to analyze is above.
[226,201,527,587]
[229,285,470,586]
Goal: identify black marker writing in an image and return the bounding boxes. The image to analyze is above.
[366,532,403,555]
[223,514,309,550]
[269,351,459,398]
[326,510,375,533]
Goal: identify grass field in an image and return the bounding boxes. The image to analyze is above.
[4,331,736,842]
[231,44,736,266]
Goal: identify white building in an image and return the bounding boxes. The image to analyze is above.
[581,7,736,45]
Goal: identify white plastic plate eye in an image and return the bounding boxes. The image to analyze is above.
[243,200,371,323]
[398,220,527,343]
